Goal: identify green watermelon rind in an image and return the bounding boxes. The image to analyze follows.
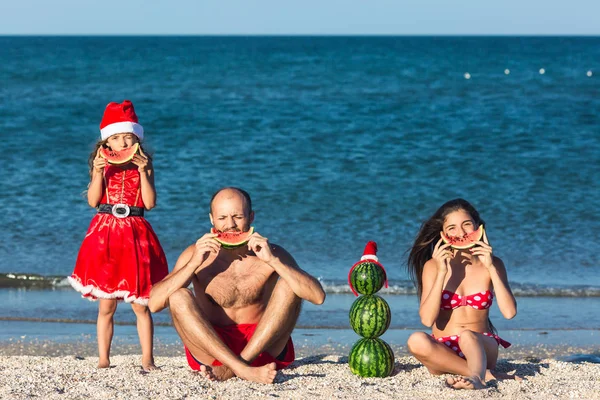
[349,294,391,339]
[349,337,395,378]
[349,262,385,295]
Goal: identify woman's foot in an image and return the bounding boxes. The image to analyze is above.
[98,358,110,369]
[446,375,486,390]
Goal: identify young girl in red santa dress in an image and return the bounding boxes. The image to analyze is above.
[69,100,169,371]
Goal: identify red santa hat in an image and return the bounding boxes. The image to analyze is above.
[347,241,389,297]
[99,100,144,141]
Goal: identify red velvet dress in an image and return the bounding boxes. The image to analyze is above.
[69,164,169,305]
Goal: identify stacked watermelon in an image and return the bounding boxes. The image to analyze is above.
[347,241,394,378]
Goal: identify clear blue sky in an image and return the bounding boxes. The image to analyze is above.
[1,0,599,35]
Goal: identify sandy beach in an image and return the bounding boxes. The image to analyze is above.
[1,352,599,399]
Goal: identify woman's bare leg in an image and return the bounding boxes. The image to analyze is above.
[97,299,117,368]
[407,331,511,389]
[131,303,157,371]
[447,330,490,389]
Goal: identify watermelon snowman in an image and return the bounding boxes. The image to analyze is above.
[347,241,394,377]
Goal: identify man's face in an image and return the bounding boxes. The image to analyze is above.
[209,191,254,233]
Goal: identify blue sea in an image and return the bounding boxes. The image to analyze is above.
[0,37,599,341]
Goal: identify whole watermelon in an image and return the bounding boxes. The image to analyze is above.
[349,337,394,377]
[349,294,391,338]
[349,262,385,295]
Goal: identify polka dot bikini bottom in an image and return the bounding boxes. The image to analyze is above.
[431,332,511,359]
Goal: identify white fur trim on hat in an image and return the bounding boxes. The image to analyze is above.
[100,121,144,141]
[360,255,379,261]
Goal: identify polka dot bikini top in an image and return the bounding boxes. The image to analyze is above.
[440,290,493,310]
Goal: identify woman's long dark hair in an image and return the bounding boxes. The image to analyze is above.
[407,198,497,333]
[87,139,152,177]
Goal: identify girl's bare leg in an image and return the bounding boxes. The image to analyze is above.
[131,303,157,371]
[447,331,489,389]
[97,299,118,368]
[407,331,510,389]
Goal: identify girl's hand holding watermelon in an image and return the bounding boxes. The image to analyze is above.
[92,148,107,174]
[470,230,494,269]
[432,236,453,274]
[131,148,151,173]
[247,232,274,263]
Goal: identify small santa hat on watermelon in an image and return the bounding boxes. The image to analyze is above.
[99,100,144,141]
[347,241,388,297]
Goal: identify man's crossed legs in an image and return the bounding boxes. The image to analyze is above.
[169,279,301,384]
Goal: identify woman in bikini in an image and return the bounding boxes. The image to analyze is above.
[406,198,519,390]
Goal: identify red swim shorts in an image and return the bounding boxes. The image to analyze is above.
[185,323,295,370]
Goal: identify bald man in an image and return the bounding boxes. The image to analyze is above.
[149,187,325,384]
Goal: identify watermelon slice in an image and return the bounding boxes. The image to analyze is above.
[441,225,484,250]
[100,143,139,165]
[211,226,255,249]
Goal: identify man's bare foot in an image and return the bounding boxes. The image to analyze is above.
[485,369,523,382]
[198,365,235,381]
[98,359,110,369]
[446,375,486,390]
[235,362,278,384]
[211,365,235,381]
[198,365,217,381]
[142,359,159,372]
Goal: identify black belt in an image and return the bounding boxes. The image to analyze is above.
[98,203,144,218]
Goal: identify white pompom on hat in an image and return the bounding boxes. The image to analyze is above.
[99,100,144,141]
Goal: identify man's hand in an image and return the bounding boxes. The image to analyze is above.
[190,233,221,267]
[247,232,275,263]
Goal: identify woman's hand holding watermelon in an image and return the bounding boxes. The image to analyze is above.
[131,148,151,173]
[470,230,494,269]
[247,232,274,263]
[432,236,453,274]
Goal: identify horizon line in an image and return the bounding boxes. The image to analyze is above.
[1,33,600,37]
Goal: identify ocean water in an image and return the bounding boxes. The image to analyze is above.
[0,36,599,332]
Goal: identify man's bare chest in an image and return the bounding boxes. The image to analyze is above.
[199,261,274,309]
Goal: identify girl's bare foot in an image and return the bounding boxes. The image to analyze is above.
[141,355,158,371]
[98,358,110,369]
[142,360,159,372]
[446,375,486,390]
[235,362,278,384]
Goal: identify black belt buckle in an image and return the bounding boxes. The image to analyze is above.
[111,203,130,218]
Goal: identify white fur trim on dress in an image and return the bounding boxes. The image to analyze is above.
[68,276,149,306]
[100,121,144,140]
[360,255,378,261]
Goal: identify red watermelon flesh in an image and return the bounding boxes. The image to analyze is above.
[211,226,255,249]
[441,225,484,250]
[100,143,139,165]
